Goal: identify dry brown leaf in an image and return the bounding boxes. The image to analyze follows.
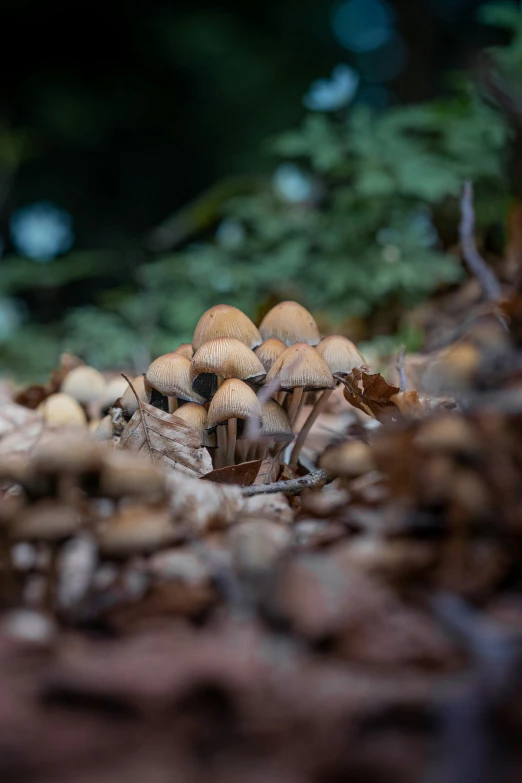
[166,470,243,533]
[340,368,400,420]
[202,459,263,486]
[119,403,212,477]
[254,456,281,485]
[0,403,41,440]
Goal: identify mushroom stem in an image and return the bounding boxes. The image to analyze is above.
[226,418,237,466]
[287,387,304,427]
[235,440,249,463]
[168,397,179,413]
[290,388,334,467]
[215,426,228,469]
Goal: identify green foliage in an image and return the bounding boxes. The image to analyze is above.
[1,7,521,380]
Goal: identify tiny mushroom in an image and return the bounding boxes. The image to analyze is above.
[254,338,287,374]
[120,375,151,419]
[60,366,106,406]
[37,393,88,427]
[173,343,194,360]
[172,402,217,449]
[259,301,320,347]
[146,352,205,412]
[192,304,261,351]
[191,337,265,400]
[207,378,262,466]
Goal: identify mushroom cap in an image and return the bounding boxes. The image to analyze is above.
[259,301,320,346]
[100,376,129,411]
[192,337,266,382]
[173,343,194,360]
[146,353,205,403]
[100,451,166,498]
[60,366,107,406]
[11,500,81,543]
[37,394,88,427]
[172,403,217,448]
[265,343,334,391]
[260,399,294,442]
[120,375,151,419]
[98,504,175,558]
[207,379,262,428]
[193,304,261,351]
[254,338,287,373]
[319,440,376,478]
[316,335,366,376]
[31,429,102,475]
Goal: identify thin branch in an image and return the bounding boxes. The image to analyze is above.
[240,468,333,497]
[396,345,407,392]
[459,181,502,301]
[121,373,155,464]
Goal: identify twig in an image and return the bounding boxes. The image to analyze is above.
[396,345,407,391]
[459,181,502,301]
[240,468,333,497]
[121,373,155,464]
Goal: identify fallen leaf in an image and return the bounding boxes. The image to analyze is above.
[119,403,213,477]
[253,456,281,485]
[339,369,400,420]
[202,459,263,486]
[0,403,42,440]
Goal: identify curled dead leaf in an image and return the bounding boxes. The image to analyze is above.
[339,368,400,420]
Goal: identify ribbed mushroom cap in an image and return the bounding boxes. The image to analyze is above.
[265,343,334,391]
[173,403,217,448]
[61,366,106,405]
[207,379,262,428]
[37,394,88,427]
[192,337,266,382]
[120,375,151,419]
[316,335,366,376]
[260,399,294,442]
[254,338,287,373]
[146,353,205,403]
[173,343,194,360]
[319,440,376,478]
[193,304,261,351]
[259,301,320,346]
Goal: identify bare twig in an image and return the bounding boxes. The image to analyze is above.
[459,181,502,301]
[121,373,155,464]
[396,345,407,391]
[240,468,333,497]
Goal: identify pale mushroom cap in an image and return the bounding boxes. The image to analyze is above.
[259,301,320,346]
[11,500,81,542]
[319,440,376,478]
[316,335,366,375]
[98,505,175,557]
[265,343,334,391]
[260,399,294,442]
[254,338,287,373]
[192,337,266,382]
[100,376,129,410]
[192,304,261,351]
[100,450,166,498]
[173,343,194,360]
[172,403,217,448]
[207,379,262,428]
[37,394,88,427]
[120,376,151,418]
[61,366,107,405]
[31,429,102,474]
[146,353,205,403]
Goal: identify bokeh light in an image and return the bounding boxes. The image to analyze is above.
[272,163,314,203]
[331,0,395,53]
[9,201,74,262]
[303,64,359,111]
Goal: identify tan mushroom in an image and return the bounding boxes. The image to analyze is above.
[259,301,320,346]
[192,304,261,351]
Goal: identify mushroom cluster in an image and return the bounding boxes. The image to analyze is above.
[122,302,367,470]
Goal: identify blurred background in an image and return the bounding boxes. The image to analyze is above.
[0,0,521,380]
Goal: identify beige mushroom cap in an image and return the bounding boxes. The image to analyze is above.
[98,504,176,558]
[259,301,320,346]
[265,343,334,391]
[11,500,81,543]
[192,337,266,382]
[173,403,217,448]
[120,376,151,419]
[61,366,107,406]
[254,338,287,374]
[260,399,294,442]
[146,353,205,403]
[173,343,194,360]
[319,440,376,478]
[37,394,88,427]
[316,335,366,376]
[207,379,262,428]
[193,304,261,351]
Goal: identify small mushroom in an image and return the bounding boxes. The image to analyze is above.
[192,304,261,351]
[100,376,129,413]
[191,337,265,400]
[97,503,176,560]
[120,375,151,419]
[259,301,320,346]
[172,343,194,360]
[146,352,205,412]
[60,366,106,407]
[172,402,216,449]
[254,338,287,373]
[207,379,262,466]
[37,394,87,427]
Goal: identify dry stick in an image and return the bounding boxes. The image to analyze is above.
[460,180,507,330]
[241,468,333,497]
[396,345,408,392]
[122,373,155,464]
[290,388,334,467]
